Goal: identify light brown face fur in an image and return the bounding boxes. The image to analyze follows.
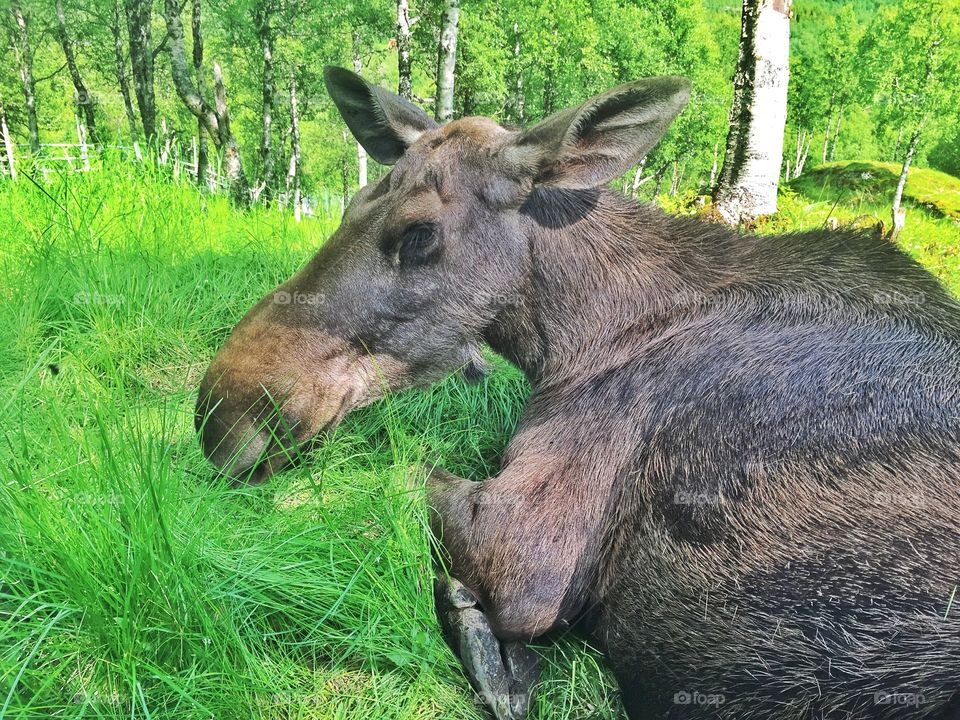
[196,306,411,482]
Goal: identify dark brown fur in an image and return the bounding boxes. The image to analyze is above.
[197,69,960,719]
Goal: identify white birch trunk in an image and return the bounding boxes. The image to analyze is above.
[434,0,459,123]
[709,141,719,189]
[890,130,919,240]
[11,0,40,153]
[352,31,367,188]
[286,72,302,222]
[76,105,90,171]
[1,106,16,180]
[396,0,413,100]
[713,0,792,225]
[631,158,647,198]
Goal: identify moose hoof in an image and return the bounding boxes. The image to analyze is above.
[436,577,539,720]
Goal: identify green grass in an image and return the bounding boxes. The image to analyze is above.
[1,156,958,719]
[0,158,619,720]
[796,160,960,220]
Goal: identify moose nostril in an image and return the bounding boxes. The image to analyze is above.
[193,382,308,484]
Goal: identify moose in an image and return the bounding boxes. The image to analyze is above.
[196,67,960,719]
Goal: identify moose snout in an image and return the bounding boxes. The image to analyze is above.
[194,318,389,483]
[194,371,308,483]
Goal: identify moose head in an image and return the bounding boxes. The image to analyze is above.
[195,66,689,482]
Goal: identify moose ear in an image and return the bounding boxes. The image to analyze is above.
[504,77,691,189]
[323,66,439,165]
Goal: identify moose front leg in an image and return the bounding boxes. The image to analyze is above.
[426,467,540,719]
[425,464,606,719]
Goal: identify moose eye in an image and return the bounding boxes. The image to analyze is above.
[393,223,442,267]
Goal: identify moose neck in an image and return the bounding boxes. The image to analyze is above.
[484,188,729,386]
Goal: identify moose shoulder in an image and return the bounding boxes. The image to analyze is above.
[196,67,960,719]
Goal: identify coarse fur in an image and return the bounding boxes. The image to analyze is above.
[196,69,960,719]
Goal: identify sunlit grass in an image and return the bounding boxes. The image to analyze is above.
[1,158,958,719]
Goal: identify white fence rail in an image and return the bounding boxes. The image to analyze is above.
[0,138,341,219]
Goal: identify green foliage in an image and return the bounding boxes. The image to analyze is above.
[2,0,959,202]
[0,158,623,719]
[857,0,960,155]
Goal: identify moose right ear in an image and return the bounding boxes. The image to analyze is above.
[323,66,439,165]
[502,76,691,190]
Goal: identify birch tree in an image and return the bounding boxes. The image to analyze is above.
[434,0,459,122]
[286,70,301,221]
[351,29,367,188]
[0,101,16,179]
[396,0,412,99]
[191,0,207,184]
[111,0,141,157]
[9,0,39,153]
[124,0,156,139]
[161,0,249,202]
[713,0,792,225]
[55,0,99,147]
[253,0,276,200]
[860,0,960,238]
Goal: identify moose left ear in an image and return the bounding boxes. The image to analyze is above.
[324,66,439,165]
[504,77,691,190]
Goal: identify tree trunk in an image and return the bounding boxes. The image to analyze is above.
[76,105,90,171]
[111,0,142,160]
[822,117,832,164]
[708,141,719,190]
[213,63,248,204]
[397,0,413,100]
[631,157,647,198]
[352,30,368,188]
[652,162,669,198]
[125,0,157,139]
[893,126,903,163]
[340,144,350,212]
[828,104,843,162]
[890,130,919,240]
[542,59,555,115]
[669,160,683,196]
[191,0,208,186]
[10,0,39,153]
[509,21,524,124]
[713,0,792,225]
[1,104,16,180]
[793,129,810,178]
[286,71,302,222]
[434,0,459,122]
[162,0,249,203]
[55,0,99,147]
[253,0,275,201]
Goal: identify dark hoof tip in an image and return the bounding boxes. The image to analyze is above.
[435,577,539,720]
